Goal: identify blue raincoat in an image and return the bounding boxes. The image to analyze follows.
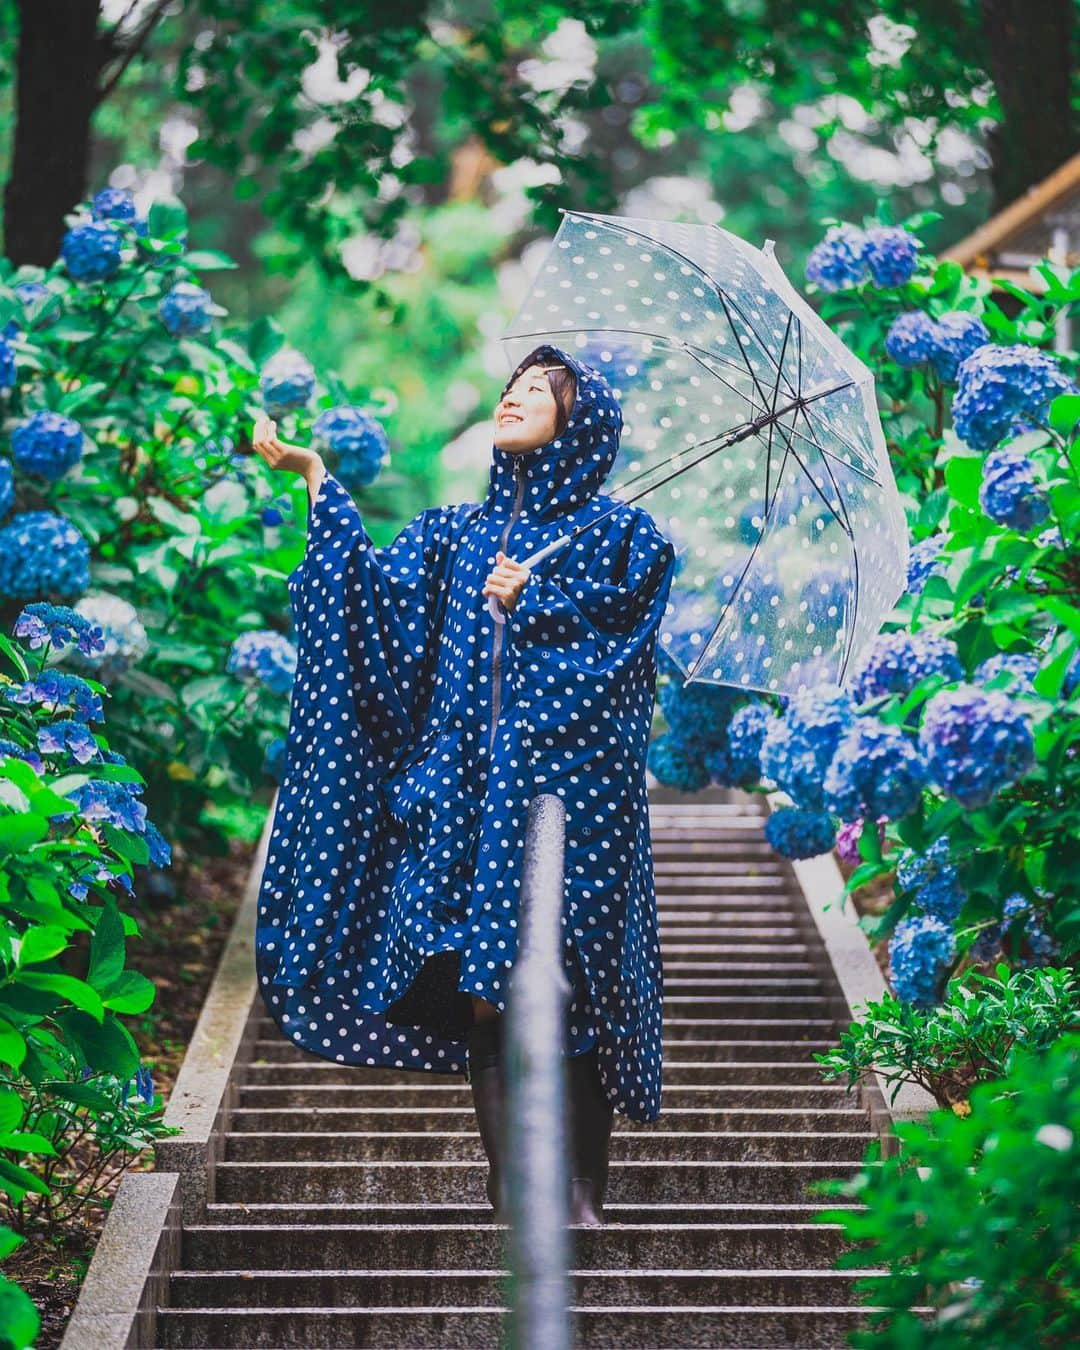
[255,346,677,1122]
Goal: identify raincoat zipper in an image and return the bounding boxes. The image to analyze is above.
[489,457,526,752]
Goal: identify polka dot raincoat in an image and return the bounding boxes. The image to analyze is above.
[255,345,677,1122]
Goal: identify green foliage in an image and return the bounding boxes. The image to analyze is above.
[815,963,1080,1109]
[810,1031,1080,1346]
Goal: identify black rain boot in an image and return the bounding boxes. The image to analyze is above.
[466,1015,507,1219]
[566,1046,614,1227]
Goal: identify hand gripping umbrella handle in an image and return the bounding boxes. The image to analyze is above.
[487,533,573,625]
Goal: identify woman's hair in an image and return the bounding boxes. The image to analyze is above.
[505,347,577,439]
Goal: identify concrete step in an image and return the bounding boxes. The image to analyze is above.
[166,1266,884,1308]
[180,1220,872,1270]
[227,1106,869,1134]
[658,928,806,944]
[657,910,805,926]
[213,1158,874,1204]
[154,1302,889,1347]
[661,979,825,997]
[222,1129,874,1164]
[238,1080,854,1109]
[202,1200,868,1227]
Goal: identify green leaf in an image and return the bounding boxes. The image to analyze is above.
[0,1016,26,1071]
[147,495,202,537]
[0,1088,24,1132]
[182,249,238,271]
[0,1130,57,1155]
[944,453,984,509]
[99,970,155,1014]
[54,1009,139,1077]
[16,925,68,967]
[18,972,104,1020]
[148,201,189,240]
[0,813,49,855]
[87,898,125,991]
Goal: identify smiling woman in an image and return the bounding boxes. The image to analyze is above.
[493,356,577,451]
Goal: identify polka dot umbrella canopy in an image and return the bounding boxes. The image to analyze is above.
[492,209,910,698]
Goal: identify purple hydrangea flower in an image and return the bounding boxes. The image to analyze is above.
[895,835,966,922]
[764,805,837,859]
[823,717,927,821]
[647,733,709,792]
[5,669,104,722]
[918,682,1035,808]
[850,630,962,704]
[888,912,956,1008]
[659,676,740,752]
[61,221,123,282]
[884,311,939,368]
[863,225,919,288]
[952,344,1075,450]
[759,683,856,811]
[0,512,92,599]
[929,311,990,383]
[834,815,887,866]
[805,225,870,292]
[0,737,44,774]
[312,406,390,489]
[0,335,15,390]
[227,630,298,695]
[703,700,774,787]
[12,410,85,481]
[66,778,148,834]
[13,602,106,656]
[37,717,100,764]
[91,187,137,224]
[906,535,947,595]
[974,651,1040,694]
[158,281,215,337]
[979,444,1051,532]
[260,348,316,416]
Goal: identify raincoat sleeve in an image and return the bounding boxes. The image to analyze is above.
[288,469,447,767]
[502,511,676,760]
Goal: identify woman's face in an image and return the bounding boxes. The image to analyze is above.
[493,364,559,453]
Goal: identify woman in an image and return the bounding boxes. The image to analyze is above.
[252,344,676,1226]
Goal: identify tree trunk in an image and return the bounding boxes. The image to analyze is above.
[980,0,1079,210]
[3,0,104,266]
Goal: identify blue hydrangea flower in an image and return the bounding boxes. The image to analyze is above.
[263,736,287,782]
[823,717,927,821]
[261,504,284,527]
[888,913,956,1008]
[143,820,171,868]
[850,630,962,703]
[91,187,137,224]
[884,311,939,368]
[928,311,990,383]
[974,651,1040,694]
[1063,648,1080,700]
[66,778,147,834]
[659,676,739,751]
[0,512,91,599]
[37,717,100,764]
[12,410,85,481]
[906,535,947,595]
[3,282,53,340]
[227,630,298,695]
[978,444,1051,532]
[895,835,966,922]
[703,700,774,787]
[805,225,869,291]
[260,348,316,415]
[5,669,104,722]
[0,335,15,390]
[1000,892,1058,966]
[13,602,106,656]
[61,221,123,282]
[647,732,710,792]
[918,683,1035,808]
[764,805,837,859]
[952,344,1075,450]
[312,406,390,489]
[0,737,44,773]
[158,281,215,337]
[60,594,148,681]
[863,226,919,288]
[0,459,12,521]
[759,683,857,810]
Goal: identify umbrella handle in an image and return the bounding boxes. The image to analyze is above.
[486,533,573,626]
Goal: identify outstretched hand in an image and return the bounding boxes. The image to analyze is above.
[482,551,530,612]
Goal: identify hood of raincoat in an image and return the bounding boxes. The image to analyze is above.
[486,344,623,523]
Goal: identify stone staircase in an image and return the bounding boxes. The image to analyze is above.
[154,789,889,1348]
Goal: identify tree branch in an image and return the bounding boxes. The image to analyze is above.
[95,0,175,107]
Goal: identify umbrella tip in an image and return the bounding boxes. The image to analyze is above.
[762,238,777,257]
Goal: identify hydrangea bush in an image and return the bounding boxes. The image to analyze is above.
[0,182,395,849]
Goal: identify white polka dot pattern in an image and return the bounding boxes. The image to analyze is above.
[255,346,677,1124]
[503,210,910,698]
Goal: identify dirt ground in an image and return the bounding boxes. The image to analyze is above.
[1,837,255,1349]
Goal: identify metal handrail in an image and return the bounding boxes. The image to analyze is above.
[502,792,573,1349]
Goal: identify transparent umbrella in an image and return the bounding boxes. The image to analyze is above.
[489,209,909,698]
